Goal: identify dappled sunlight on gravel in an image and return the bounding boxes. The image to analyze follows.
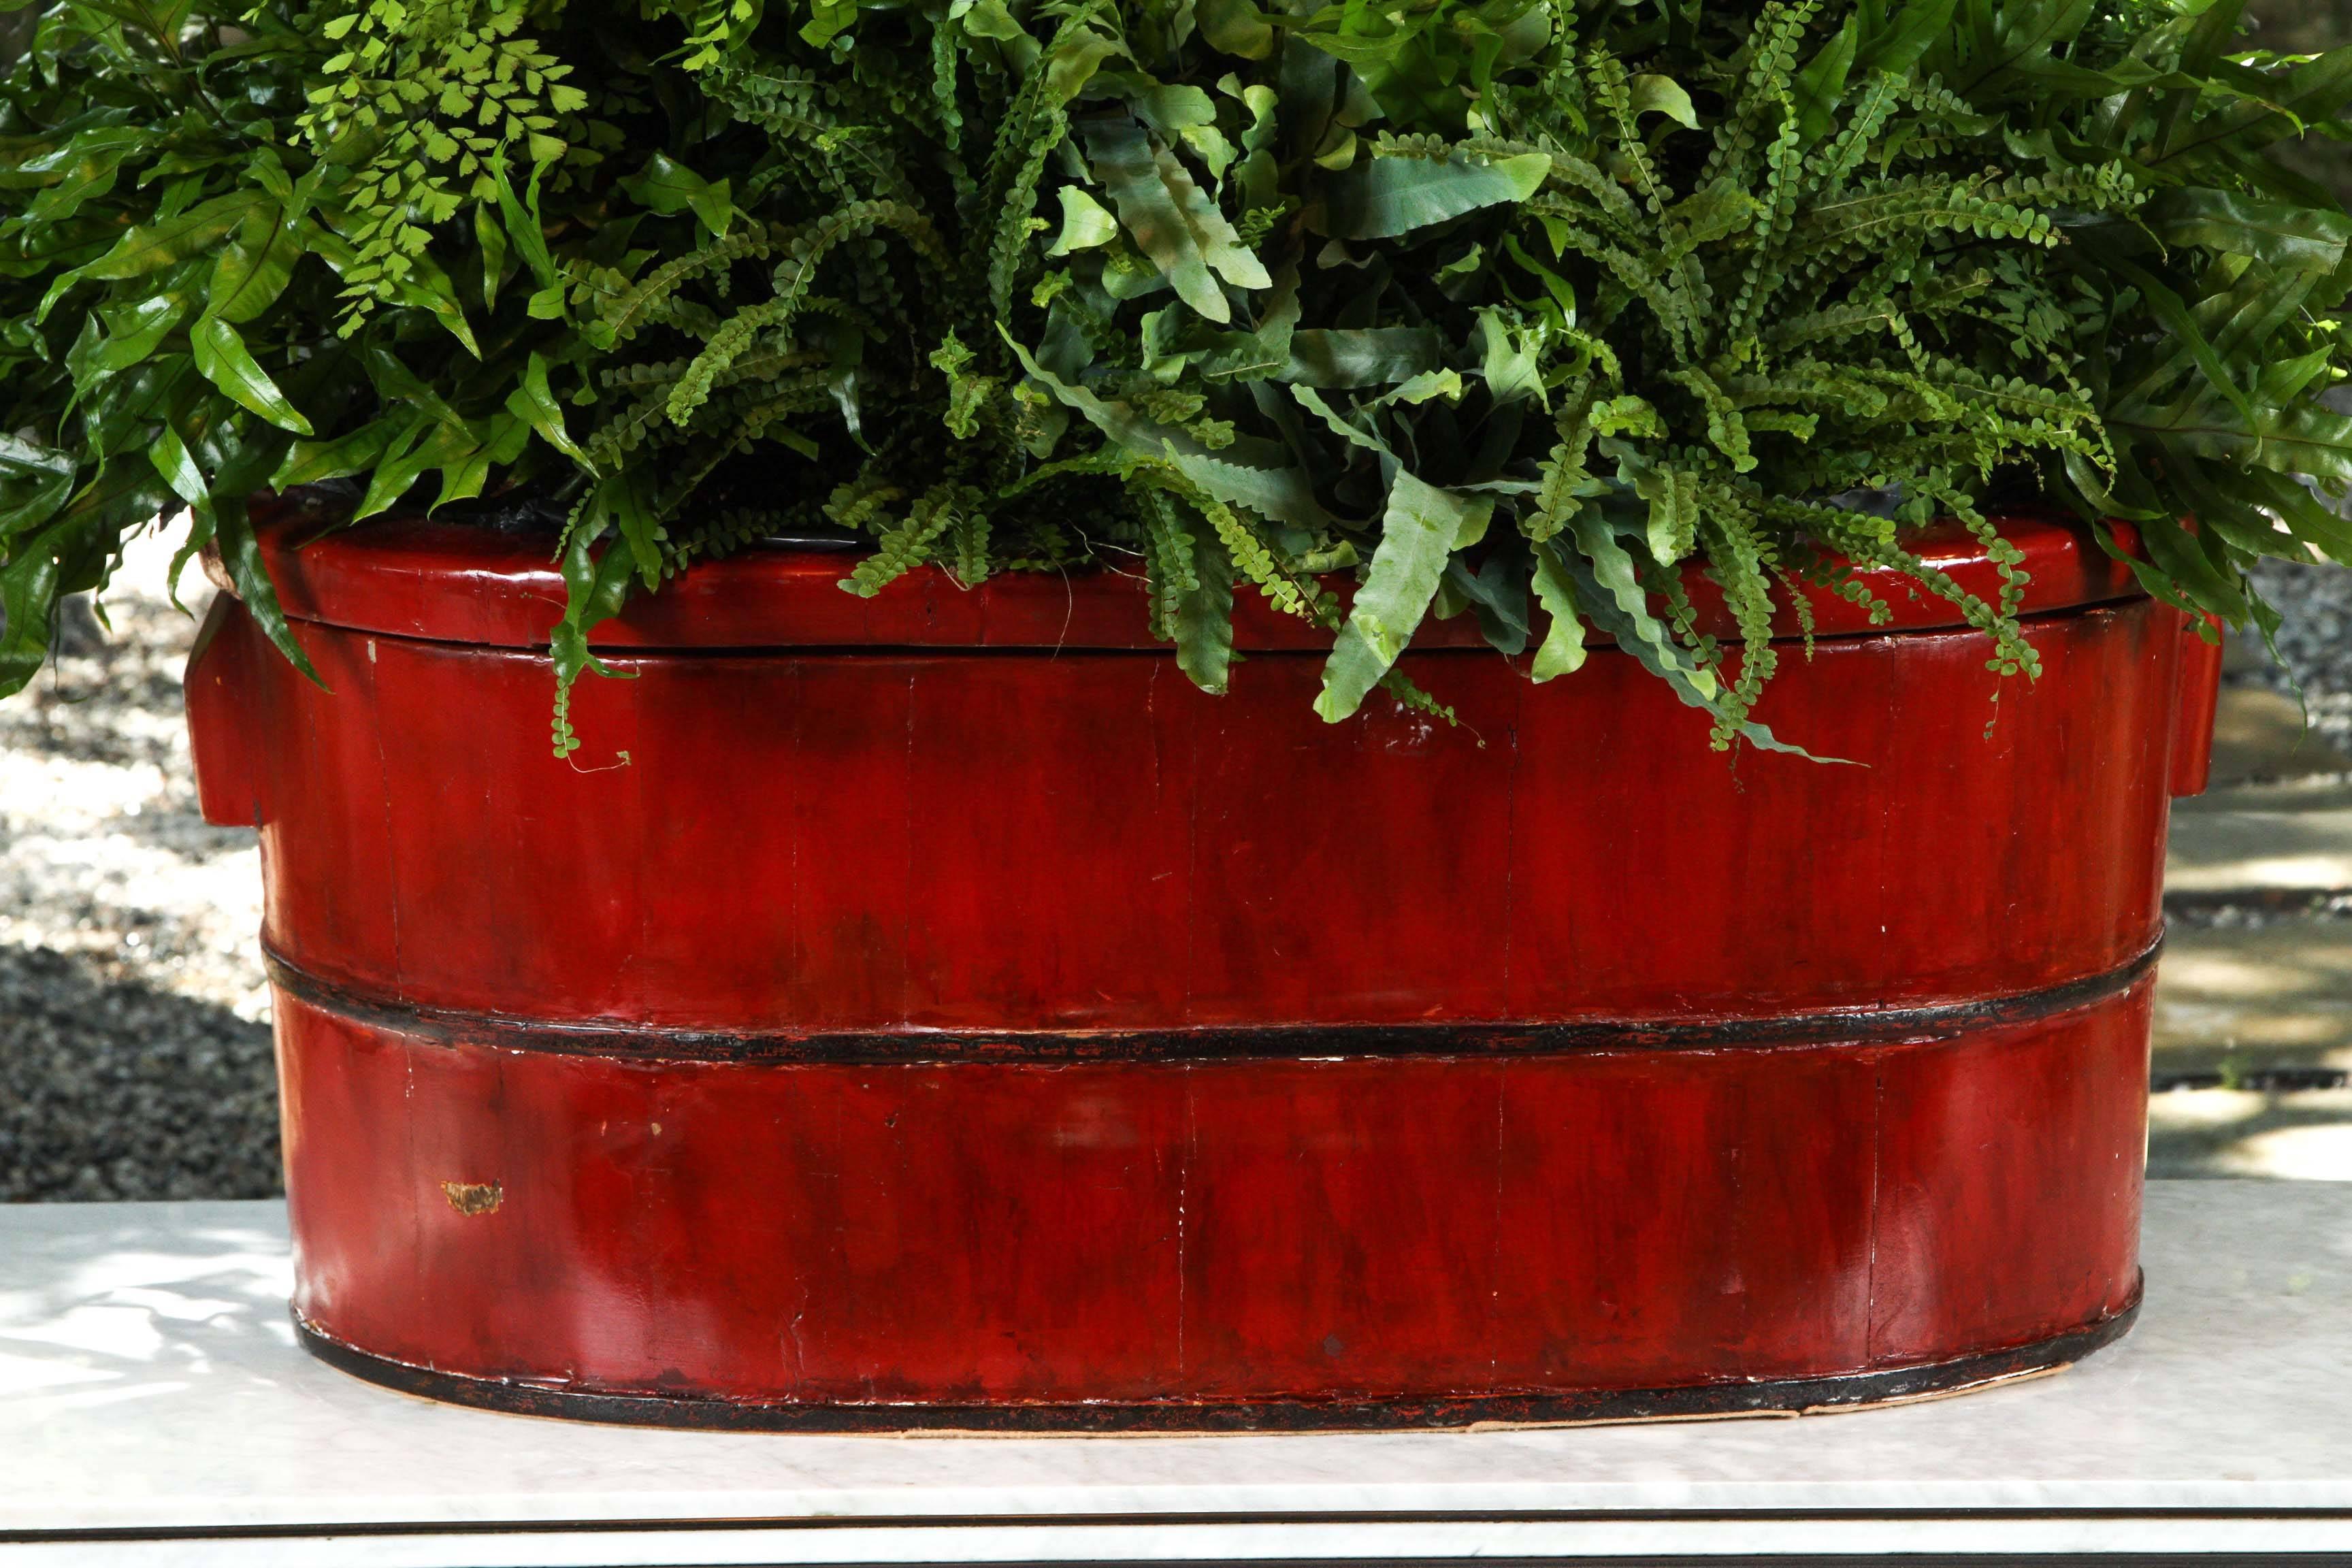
[0,528,265,1023]
[2151,1088,2352,1180]
[1,527,276,1200]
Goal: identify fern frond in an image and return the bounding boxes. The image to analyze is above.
[1814,69,1904,197]
[1537,149,1645,231]
[1799,174,2062,252]
[1640,461,1702,564]
[598,225,781,346]
[1522,400,1599,544]
[840,481,964,597]
[1725,363,1891,419]
[947,497,993,587]
[1530,209,1700,359]
[668,200,945,425]
[1703,0,1819,192]
[1666,367,1756,472]
[1586,50,1672,214]
[1725,97,1806,348]
[987,102,1068,321]
[1134,482,1200,640]
[825,474,909,533]
[1698,493,1780,749]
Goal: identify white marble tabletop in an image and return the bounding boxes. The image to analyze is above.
[5,1180,2350,1565]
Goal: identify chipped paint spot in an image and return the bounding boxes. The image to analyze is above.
[442,1180,502,1216]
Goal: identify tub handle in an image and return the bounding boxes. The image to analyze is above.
[2170,610,2223,799]
[186,593,265,828]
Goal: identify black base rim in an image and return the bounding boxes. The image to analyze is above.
[294,1279,2140,1433]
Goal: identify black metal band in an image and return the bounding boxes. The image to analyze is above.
[295,1284,2139,1433]
[261,938,2161,1066]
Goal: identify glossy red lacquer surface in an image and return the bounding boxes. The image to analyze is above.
[184,512,2213,1420]
[274,983,2151,1406]
[205,605,2187,1032]
[2172,615,2225,797]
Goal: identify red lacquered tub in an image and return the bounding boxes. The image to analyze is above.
[185,506,2219,1429]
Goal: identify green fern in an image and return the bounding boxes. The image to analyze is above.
[9,0,2352,760]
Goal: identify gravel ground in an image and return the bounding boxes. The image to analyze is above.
[0,945,278,1200]
[1,529,276,1200]
[2242,556,2352,751]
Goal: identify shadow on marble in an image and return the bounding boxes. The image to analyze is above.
[0,1204,291,1415]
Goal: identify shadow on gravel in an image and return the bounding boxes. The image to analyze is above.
[0,945,280,1202]
[2151,1085,2352,1180]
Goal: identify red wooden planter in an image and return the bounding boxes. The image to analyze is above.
[186,506,2220,1430]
